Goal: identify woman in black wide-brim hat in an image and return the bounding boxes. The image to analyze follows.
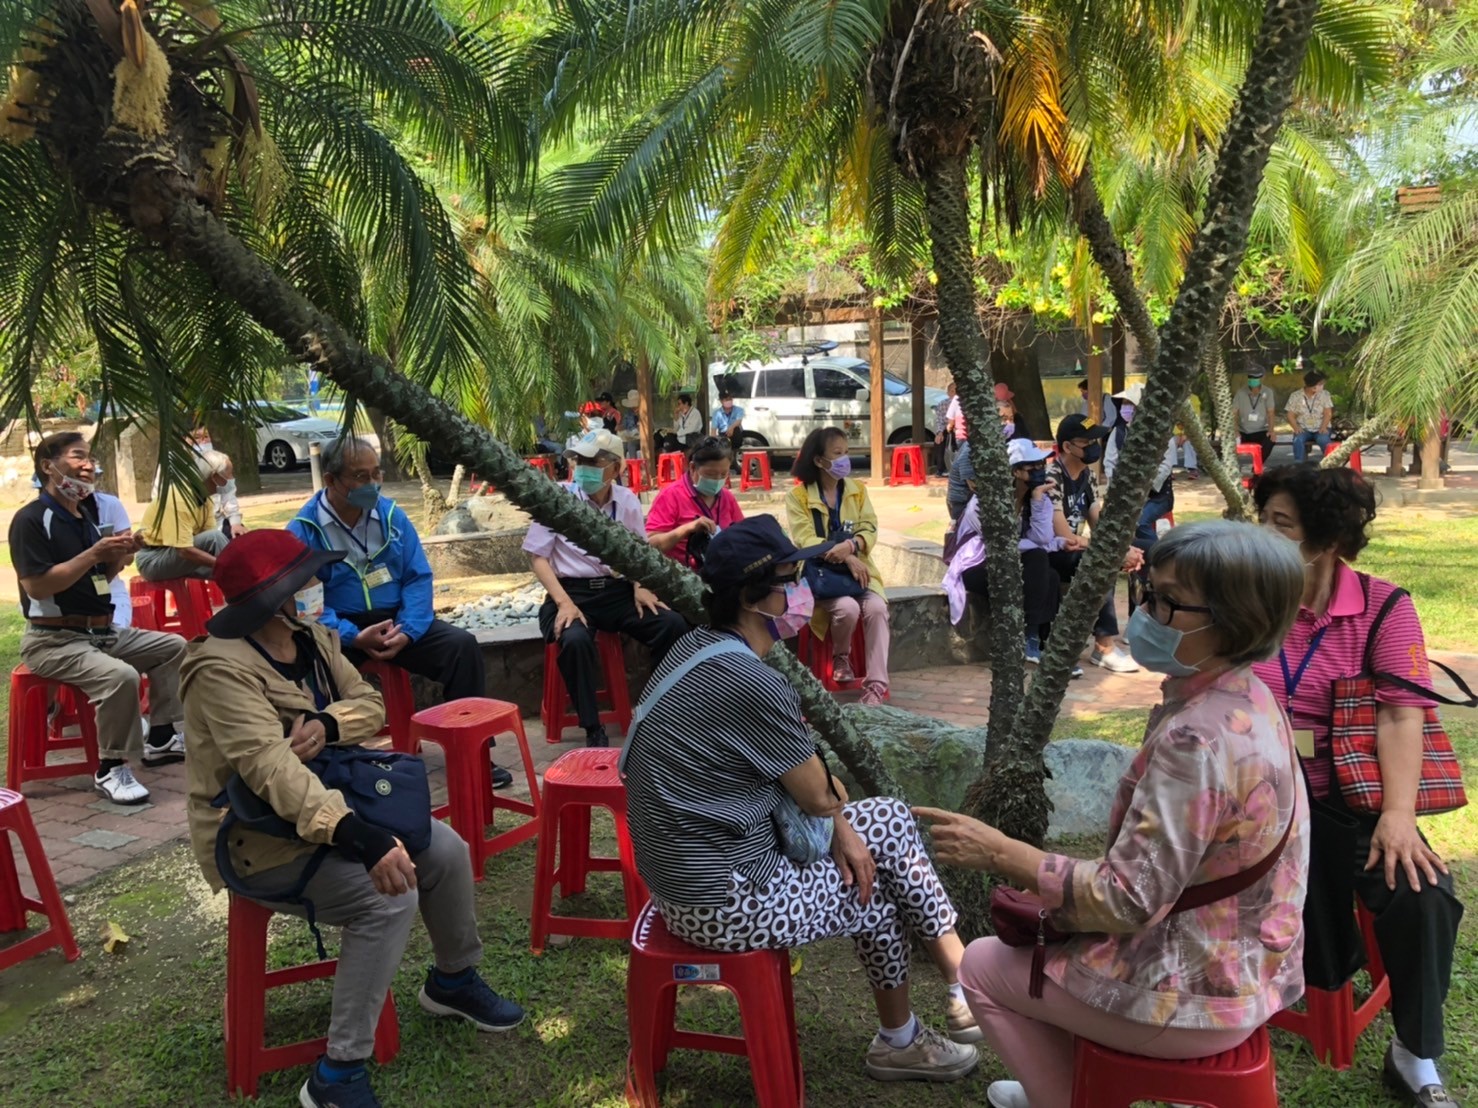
[180,529,528,1108]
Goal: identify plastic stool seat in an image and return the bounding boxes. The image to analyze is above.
[1268,902,1388,1069]
[739,450,772,491]
[889,444,925,486]
[796,625,887,700]
[530,748,646,954]
[0,788,80,970]
[1071,1025,1277,1108]
[528,455,555,476]
[655,453,686,488]
[225,895,399,1098]
[541,631,633,743]
[7,666,99,790]
[359,660,416,754]
[626,902,803,1106]
[129,575,216,639]
[410,698,541,881]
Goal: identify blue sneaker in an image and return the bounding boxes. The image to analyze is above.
[1024,636,1041,665]
[418,968,526,1032]
[300,1063,381,1108]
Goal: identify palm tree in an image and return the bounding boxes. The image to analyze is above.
[0,0,900,795]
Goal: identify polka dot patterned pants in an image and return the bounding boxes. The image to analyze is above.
[654,796,958,990]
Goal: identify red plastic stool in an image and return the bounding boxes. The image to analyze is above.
[130,594,157,631]
[796,624,886,700]
[410,698,541,881]
[529,748,647,954]
[6,666,99,790]
[625,902,802,1107]
[359,660,416,754]
[624,457,648,493]
[739,450,772,491]
[1348,448,1364,473]
[1071,1024,1278,1108]
[1269,902,1388,1069]
[224,895,399,1098]
[528,454,555,477]
[129,575,214,639]
[1236,443,1265,489]
[888,444,925,486]
[655,452,686,488]
[0,788,81,970]
[540,631,633,744]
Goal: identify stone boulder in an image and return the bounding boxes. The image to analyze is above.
[433,507,482,535]
[825,705,1137,841]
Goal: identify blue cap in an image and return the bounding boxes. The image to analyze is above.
[700,516,833,588]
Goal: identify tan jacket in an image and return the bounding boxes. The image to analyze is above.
[181,623,387,890]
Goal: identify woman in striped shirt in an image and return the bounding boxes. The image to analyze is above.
[1254,465,1463,1108]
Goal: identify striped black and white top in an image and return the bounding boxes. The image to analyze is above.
[622,627,817,907]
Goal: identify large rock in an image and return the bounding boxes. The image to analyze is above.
[827,705,1137,841]
[433,507,482,535]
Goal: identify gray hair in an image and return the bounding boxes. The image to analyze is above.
[322,435,378,479]
[194,449,233,480]
[1145,520,1305,666]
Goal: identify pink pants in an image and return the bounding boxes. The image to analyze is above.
[820,591,890,694]
[959,938,1254,1108]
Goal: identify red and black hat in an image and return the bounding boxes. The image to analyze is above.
[205,530,345,639]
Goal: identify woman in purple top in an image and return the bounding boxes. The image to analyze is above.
[646,437,745,570]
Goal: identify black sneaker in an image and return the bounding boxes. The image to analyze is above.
[585,726,610,748]
[418,969,526,1032]
[300,1063,381,1108]
[490,765,514,790]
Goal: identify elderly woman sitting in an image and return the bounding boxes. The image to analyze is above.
[182,531,524,1108]
[622,516,980,1083]
[917,521,1311,1108]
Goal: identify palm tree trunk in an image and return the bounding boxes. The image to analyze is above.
[1178,399,1251,519]
[1321,415,1386,468]
[159,191,901,799]
[1013,0,1326,757]
[1205,344,1240,474]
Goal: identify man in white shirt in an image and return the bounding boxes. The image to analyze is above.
[1286,370,1334,462]
[662,393,704,454]
[524,429,689,747]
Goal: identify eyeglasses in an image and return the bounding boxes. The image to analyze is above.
[1139,585,1213,627]
[772,562,804,585]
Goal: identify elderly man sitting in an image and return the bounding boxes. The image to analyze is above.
[285,437,511,787]
[182,530,524,1108]
[136,449,234,581]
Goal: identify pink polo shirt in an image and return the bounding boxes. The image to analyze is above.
[1251,564,1435,800]
[645,476,744,568]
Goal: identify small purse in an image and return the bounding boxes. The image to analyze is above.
[1330,582,1472,817]
[803,496,866,600]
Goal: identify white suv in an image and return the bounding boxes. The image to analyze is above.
[706,350,946,454]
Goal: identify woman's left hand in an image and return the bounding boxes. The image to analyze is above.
[288,714,328,762]
[831,816,876,905]
[845,556,870,587]
[823,541,852,564]
[1367,810,1449,892]
[912,807,1005,871]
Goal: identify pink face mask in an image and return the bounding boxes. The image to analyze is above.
[752,580,815,641]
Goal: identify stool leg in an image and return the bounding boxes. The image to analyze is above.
[0,831,25,933]
[13,805,79,962]
[1304,984,1355,1069]
[736,970,803,1107]
[5,676,25,790]
[441,742,487,884]
[530,800,561,955]
[562,806,591,897]
[372,993,400,1064]
[610,806,648,927]
[626,961,668,1106]
[226,902,269,1099]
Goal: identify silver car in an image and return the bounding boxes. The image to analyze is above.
[248,402,347,472]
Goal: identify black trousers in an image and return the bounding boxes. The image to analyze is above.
[537,579,690,731]
[960,549,1058,638]
[1344,811,1464,1058]
[1047,548,1118,640]
[343,610,486,701]
[1239,430,1273,463]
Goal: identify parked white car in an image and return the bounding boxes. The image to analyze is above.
[706,351,947,454]
[247,402,348,472]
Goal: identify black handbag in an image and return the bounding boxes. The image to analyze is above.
[804,493,865,600]
[1297,759,1368,990]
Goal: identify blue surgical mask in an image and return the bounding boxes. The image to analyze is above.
[828,455,852,479]
[346,482,380,510]
[1002,421,1016,439]
[1124,607,1212,677]
[1119,403,1136,423]
[694,475,725,497]
[572,464,609,495]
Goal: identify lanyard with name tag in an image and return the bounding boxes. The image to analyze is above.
[1279,626,1328,758]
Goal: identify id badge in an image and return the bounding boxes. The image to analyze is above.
[363,565,393,589]
[1293,729,1316,759]
[92,574,111,596]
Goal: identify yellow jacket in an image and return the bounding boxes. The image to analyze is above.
[785,479,886,637]
[181,622,387,890]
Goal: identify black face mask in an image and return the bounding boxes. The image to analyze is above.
[1020,467,1048,489]
[1070,442,1103,465]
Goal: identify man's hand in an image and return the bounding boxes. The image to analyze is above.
[1367,810,1448,892]
[1065,534,1090,553]
[1121,546,1145,574]
[633,585,668,618]
[553,599,587,636]
[369,839,418,896]
[830,816,876,905]
[352,619,398,655]
[377,632,410,660]
[287,713,328,762]
[88,534,137,563]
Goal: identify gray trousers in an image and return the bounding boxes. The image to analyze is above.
[236,820,483,1061]
[136,530,230,580]
[20,625,186,761]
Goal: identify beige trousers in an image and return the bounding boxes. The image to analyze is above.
[20,626,186,761]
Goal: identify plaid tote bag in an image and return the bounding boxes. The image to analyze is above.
[1330,583,1472,816]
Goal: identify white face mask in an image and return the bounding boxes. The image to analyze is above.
[292,582,325,622]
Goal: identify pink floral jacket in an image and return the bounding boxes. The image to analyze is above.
[1036,667,1309,1030]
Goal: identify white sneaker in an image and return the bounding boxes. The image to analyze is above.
[1090,646,1139,674]
[987,1080,1030,1108]
[865,1023,978,1082]
[95,763,150,805]
[141,730,186,767]
[945,994,983,1043]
